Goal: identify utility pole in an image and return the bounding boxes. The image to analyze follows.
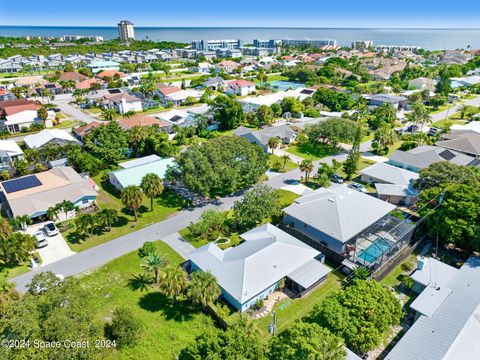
[268,311,278,335]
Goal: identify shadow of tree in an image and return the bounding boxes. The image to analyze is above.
[138,292,197,322]
[127,273,153,292]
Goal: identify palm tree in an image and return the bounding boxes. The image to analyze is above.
[142,252,168,285]
[128,126,149,155]
[159,266,188,302]
[140,173,164,211]
[98,208,118,230]
[459,104,471,119]
[16,215,32,230]
[101,108,117,122]
[75,213,95,238]
[58,200,75,222]
[406,102,431,133]
[268,137,281,154]
[187,271,221,309]
[46,206,59,222]
[121,185,144,221]
[374,123,398,150]
[299,159,314,182]
[281,154,291,171]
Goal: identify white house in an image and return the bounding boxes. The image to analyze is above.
[0,140,24,169]
[24,129,79,149]
[103,93,143,114]
[227,79,256,96]
[408,77,436,91]
[163,89,201,107]
[1,109,55,133]
[87,60,121,73]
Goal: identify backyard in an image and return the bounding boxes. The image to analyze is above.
[79,240,218,360]
[62,170,189,252]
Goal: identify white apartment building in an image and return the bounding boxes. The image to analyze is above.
[118,20,135,42]
[191,39,241,51]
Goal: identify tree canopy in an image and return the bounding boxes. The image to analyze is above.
[211,95,245,130]
[306,118,359,148]
[84,121,129,165]
[168,136,268,197]
[312,88,354,112]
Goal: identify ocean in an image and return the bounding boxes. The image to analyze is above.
[1,26,480,50]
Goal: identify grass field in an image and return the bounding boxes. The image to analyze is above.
[63,171,188,252]
[286,142,338,160]
[268,153,299,172]
[80,240,217,360]
[432,118,467,128]
[336,158,376,180]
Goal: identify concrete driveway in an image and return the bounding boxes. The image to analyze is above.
[26,222,75,266]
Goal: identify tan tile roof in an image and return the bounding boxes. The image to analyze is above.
[117,114,170,129]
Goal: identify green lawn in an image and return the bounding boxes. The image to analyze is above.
[0,251,42,283]
[380,254,417,288]
[255,270,343,337]
[86,107,102,114]
[428,103,455,114]
[79,240,218,360]
[63,171,189,252]
[432,118,467,128]
[268,153,299,172]
[286,142,338,160]
[336,158,375,180]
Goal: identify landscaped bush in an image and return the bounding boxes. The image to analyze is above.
[138,241,157,258]
[108,307,142,349]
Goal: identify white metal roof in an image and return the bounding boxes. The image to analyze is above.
[189,223,323,304]
[361,162,419,185]
[24,129,77,149]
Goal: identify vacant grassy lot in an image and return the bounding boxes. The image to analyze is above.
[80,240,217,360]
[286,142,338,160]
[63,171,188,252]
[268,153,299,172]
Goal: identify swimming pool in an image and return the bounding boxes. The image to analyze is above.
[268,80,305,90]
[357,238,392,264]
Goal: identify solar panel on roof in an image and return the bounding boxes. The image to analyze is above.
[439,149,456,161]
[45,84,56,89]
[2,175,42,194]
[170,115,183,122]
[108,89,121,94]
[300,89,314,95]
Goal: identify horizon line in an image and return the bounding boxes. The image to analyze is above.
[1,25,480,30]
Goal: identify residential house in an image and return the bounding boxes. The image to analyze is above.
[215,60,240,74]
[283,185,398,255]
[0,99,41,118]
[360,162,419,206]
[75,78,104,91]
[0,140,24,169]
[0,167,98,220]
[163,89,202,107]
[203,76,229,91]
[369,94,408,109]
[234,125,296,152]
[388,145,479,173]
[56,71,87,83]
[24,129,79,149]
[0,89,16,101]
[108,156,174,191]
[73,121,103,140]
[386,256,480,360]
[96,69,126,79]
[408,77,436,91]
[436,131,480,158]
[102,93,143,114]
[227,79,256,96]
[450,75,480,88]
[2,109,55,133]
[117,114,170,130]
[239,88,315,113]
[188,223,331,312]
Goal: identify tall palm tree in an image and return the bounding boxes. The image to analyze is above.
[142,252,168,285]
[187,271,221,309]
[374,123,398,149]
[159,266,188,302]
[406,102,431,133]
[141,173,164,211]
[121,185,144,221]
[299,159,314,182]
[75,213,95,238]
[46,206,59,222]
[128,126,149,155]
[98,208,118,230]
[268,137,281,154]
[101,108,117,122]
[17,215,32,230]
[459,104,471,119]
[281,154,291,171]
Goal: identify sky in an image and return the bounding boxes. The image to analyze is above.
[1,0,480,28]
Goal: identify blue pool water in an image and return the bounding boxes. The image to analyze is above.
[357,238,392,263]
[268,80,305,91]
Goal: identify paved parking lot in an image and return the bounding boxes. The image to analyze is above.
[26,222,75,266]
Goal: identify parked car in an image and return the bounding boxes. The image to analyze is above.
[406,124,419,133]
[348,182,367,193]
[34,231,48,248]
[331,174,344,184]
[427,127,441,136]
[43,222,59,237]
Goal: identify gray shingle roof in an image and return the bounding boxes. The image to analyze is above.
[234,124,296,147]
[283,185,396,243]
[361,162,419,185]
[188,224,327,304]
[436,132,480,157]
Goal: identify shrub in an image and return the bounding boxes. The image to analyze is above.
[138,241,156,258]
[108,307,142,348]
